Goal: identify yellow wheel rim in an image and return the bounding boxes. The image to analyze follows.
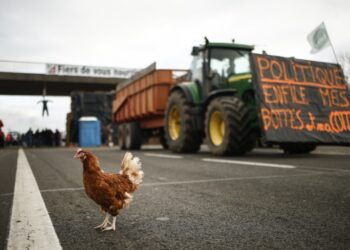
[168,106,181,140]
[209,111,225,146]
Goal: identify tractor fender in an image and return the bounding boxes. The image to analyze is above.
[169,85,193,103]
[169,81,202,105]
[204,89,238,109]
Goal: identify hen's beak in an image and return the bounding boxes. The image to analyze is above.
[74,148,84,159]
[73,150,80,159]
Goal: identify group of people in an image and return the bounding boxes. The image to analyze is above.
[22,129,62,147]
[0,128,62,148]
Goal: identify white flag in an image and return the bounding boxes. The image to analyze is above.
[307,22,331,54]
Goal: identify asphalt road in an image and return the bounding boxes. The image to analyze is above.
[0,146,350,250]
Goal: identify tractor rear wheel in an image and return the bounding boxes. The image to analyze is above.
[164,91,202,153]
[205,97,256,156]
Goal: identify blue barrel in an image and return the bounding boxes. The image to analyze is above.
[78,117,101,147]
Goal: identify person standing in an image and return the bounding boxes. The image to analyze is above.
[54,129,61,147]
[0,120,4,148]
[26,128,34,147]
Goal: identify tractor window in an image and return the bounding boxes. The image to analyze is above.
[234,53,250,74]
[210,49,251,79]
[190,52,203,83]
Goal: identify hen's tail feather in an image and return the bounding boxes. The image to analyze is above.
[120,152,144,186]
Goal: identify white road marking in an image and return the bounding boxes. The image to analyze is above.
[144,153,183,159]
[142,145,163,150]
[0,187,85,197]
[156,217,170,221]
[7,149,62,250]
[30,173,322,194]
[41,187,84,193]
[314,151,350,156]
[253,148,350,156]
[202,158,296,169]
[141,173,321,186]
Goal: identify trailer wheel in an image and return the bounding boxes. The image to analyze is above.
[280,143,317,154]
[205,97,256,156]
[160,130,169,149]
[125,122,142,150]
[165,91,202,153]
[117,124,126,150]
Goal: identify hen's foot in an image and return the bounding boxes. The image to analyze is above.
[94,221,111,229]
[102,216,116,231]
[94,214,111,229]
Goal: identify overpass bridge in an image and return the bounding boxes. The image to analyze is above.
[0,60,138,96]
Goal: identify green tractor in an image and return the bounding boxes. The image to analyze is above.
[164,38,260,155]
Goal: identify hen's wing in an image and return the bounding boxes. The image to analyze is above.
[84,174,116,208]
[103,173,134,195]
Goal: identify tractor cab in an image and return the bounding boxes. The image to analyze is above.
[190,40,254,98]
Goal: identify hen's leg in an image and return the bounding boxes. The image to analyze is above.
[102,216,116,231]
[94,213,111,229]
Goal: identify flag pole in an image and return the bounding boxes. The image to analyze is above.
[323,22,340,65]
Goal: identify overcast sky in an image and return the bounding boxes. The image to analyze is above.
[0,0,349,133]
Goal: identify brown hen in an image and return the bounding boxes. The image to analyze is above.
[74,149,144,231]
